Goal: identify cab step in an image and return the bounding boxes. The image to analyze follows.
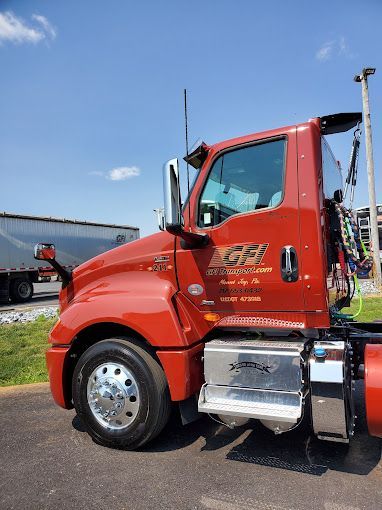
[198,384,302,422]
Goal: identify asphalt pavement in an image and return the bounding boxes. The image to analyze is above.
[0,281,61,312]
[0,382,381,510]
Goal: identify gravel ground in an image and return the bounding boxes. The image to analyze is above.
[359,279,382,296]
[0,306,58,325]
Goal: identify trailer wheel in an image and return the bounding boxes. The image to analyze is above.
[72,338,171,450]
[10,278,33,303]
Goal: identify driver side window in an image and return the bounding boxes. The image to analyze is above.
[198,138,286,227]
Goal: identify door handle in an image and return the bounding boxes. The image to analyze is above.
[281,246,298,282]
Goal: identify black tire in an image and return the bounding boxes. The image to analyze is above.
[72,337,171,450]
[10,278,33,303]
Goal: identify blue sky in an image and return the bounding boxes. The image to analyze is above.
[0,0,381,237]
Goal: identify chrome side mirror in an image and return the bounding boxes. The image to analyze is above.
[34,243,56,260]
[163,158,182,233]
[34,243,72,287]
[162,157,209,247]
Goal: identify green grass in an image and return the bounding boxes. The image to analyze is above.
[0,317,56,387]
[0,297,380,388]
[343,296,382,322]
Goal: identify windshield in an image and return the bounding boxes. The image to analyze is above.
[198,139,286,227]
[321,136,343,200]
[181,166,200,211]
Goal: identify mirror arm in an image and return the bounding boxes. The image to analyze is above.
[167,225,209,249]
[47,259,72,287]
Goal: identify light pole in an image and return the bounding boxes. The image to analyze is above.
[354,68,381,288]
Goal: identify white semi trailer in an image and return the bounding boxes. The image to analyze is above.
[0,212,139,303]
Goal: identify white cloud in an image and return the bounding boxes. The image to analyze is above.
[338,36,356,59]
[339,36,346,55]
[0,11,42,44]
[32,14,56,40]
[89,166,141,181]
[316,37,355,62]
[0,11,56,45]
[316,41,334,62]
[107,166,141,181]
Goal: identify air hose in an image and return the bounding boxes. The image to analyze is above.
[332,204,371,321]
[334,203,373,274]
[350,274,363,318]
[334,274,363,320]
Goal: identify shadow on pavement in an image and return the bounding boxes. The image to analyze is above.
[225,421,381,476]
[72,415,87,432]
[225,384,382,476]
[71,385,381,477]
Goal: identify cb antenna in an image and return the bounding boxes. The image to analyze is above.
[184,89,191,230]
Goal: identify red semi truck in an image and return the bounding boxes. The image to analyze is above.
[37,112,382,450]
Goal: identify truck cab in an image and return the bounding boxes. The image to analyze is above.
[173,117,334,328]
[43,112,382,450]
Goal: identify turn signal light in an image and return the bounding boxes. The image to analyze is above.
[203,312,220,323]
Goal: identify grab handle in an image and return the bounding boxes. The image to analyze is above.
[281,246,298,282]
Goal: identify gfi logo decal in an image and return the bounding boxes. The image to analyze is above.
[115,234,126,243]
[208,243,269,268]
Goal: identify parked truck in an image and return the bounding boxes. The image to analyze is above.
[38,112,382,450]
[0,213,139,303]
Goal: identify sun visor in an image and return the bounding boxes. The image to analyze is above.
[320,113,362,135]
[184,142,209,169]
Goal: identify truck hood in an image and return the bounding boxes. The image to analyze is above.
[59,230,176,312]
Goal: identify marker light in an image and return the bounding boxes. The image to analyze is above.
[203,313,220,323]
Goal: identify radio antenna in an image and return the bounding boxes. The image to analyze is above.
[184,88,191,230]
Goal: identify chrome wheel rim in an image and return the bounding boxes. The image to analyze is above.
[87,362,140,430]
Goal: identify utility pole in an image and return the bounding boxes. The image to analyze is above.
[354,68,381,289]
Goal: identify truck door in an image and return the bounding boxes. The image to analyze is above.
[176,128,305,314]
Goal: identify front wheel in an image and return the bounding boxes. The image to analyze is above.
[72,338,171,450]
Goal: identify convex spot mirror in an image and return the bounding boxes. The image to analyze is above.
[34,243,56,261]
[154,208,165,232]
